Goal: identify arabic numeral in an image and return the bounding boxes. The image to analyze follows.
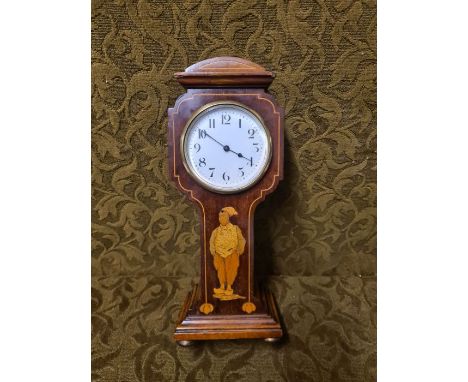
[209,119,215,128]
[198,157,206,167]
[222,114,231,125]
[248,128,255,138]
[238,167,244,176]
[209,167,215,177]
[194,143,201,152]
[198,129,207,139]
[253,142,259,152]
[222,172,230,181]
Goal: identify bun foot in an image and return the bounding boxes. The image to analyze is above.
[264,337,281,343]
[177,340,195,347]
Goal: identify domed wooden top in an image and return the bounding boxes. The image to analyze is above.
[175,57,274,89]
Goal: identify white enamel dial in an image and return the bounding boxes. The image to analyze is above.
[181,102,272,193]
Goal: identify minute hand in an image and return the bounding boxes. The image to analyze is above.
[204,132,225,149]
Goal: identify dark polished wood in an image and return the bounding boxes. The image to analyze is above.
[174,284,282,341]
[168,57,284,342]
[175,56,274,89]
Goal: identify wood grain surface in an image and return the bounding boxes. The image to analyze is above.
[168,58,284,340]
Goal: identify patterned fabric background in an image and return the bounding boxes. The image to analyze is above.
[92,0,376,380]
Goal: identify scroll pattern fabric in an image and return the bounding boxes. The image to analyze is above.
[92,0,376,380]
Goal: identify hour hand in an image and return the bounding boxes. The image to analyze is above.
[204,132,248,161]
[231,150,252,164]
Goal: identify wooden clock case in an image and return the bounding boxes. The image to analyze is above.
[167,57,284,344]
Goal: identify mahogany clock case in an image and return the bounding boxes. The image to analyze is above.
[167,57,284,342]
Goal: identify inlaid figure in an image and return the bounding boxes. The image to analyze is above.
[210,207,246,300]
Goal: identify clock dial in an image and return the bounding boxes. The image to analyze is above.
[182,103,272,193]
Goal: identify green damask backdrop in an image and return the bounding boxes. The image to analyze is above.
[92,0,376,381]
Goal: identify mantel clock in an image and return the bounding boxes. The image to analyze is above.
[168,57,284,344]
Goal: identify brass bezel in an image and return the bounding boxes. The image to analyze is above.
[180,101,273,194]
